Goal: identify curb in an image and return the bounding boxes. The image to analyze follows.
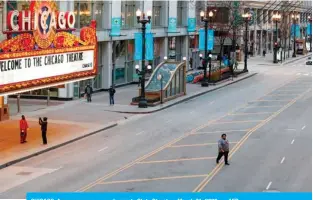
[0,123,117,170]
[282,54,311,65]
[112,72,258,114]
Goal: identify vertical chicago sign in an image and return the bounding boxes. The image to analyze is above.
[0,0,97,96]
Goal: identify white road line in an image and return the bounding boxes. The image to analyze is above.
[209,101,215,105]
[48,166,63,173]
[286,129,296,131]
[304,73,309,76]
[280,157,285,164]
[291,139,295,144]
[296,73,301,75]
[98,147,108,152]
[302,126,306,130]
[136,131,144,136]
[266,182,272,190]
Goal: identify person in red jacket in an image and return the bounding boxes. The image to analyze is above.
[19,115,29,143]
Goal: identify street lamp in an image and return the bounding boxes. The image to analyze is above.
[291,13,300,58]
[157,74,163,104]
[136,9,152,108]
[308,15,312,52]
[242,12,252,72]
[200,10,214,87]
[272,12,281,63]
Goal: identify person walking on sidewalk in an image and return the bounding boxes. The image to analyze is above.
[39,117,48,145]
[216,133,230,165]
[19,115,29,144]
[85,84,93,102]
[109,86,116,105]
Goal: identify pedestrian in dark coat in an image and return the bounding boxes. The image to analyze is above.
[109,86,116,105]
[216,133,230,165]
[39,117,48,145]
[85,84,93,102]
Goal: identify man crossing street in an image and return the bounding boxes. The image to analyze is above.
[216,133,230,165]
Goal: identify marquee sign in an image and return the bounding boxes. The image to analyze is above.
[0,0,97,96]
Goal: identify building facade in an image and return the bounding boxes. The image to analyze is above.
[0,1,311,99]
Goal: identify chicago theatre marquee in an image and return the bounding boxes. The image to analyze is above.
[0,0,97,119]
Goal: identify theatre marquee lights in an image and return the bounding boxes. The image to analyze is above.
[0,0,97,96]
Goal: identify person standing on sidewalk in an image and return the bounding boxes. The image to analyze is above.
[109,86,116,105]
[39,117,48,145]
[19,115,29,144]
[85,84,93,102]
[216,133,230,165]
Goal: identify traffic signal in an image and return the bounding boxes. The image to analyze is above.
[274,42,278,49]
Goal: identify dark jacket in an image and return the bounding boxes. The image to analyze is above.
[39,119,48,132]
[85,86,93,95]
[218,139,229,152]
[109,88,116,96]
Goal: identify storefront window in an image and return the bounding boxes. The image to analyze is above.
[153,1,164,27]
[154,38,162,69]
[177,1,187,27]
[121,1,136,29]
[115,41,127,84]
[74,1,104,29]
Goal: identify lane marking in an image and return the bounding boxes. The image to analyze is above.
[304,73,309,76]
[209,101,215,105]
[245,105,283,108]
[266,94,299,97]
[251,100,291,102]
[169,142,238,148]
[192,130,249,135]
[228,112,273,116]
[266,182,272,190]
[286,129,296,131]
[193,88,311,192]
[77,77,302,192]
[136,131,144,136]
[302,126,306,130]
[137,157,216,164]
[48,166,63,174]
[213,120,263,124]
[98,147,108,152]
[280,157,285,164]
[98,174,207,185]
[291,139,295,144]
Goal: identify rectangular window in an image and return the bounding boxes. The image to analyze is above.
[74,1,104,29]
[153,1,163,27]
[177,1,187,27]
[121,1,136,29]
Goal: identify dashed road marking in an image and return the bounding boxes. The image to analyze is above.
[302,126,306,130]
[266,182,272,190]
[136,131,145,136]
[98,147,108,152]
[280,157,285,164]
[291,139,295,144]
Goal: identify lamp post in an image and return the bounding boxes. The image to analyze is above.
[272,12,281,63]
[292,13,300,58]
[308,15,312,52]
[200,10,214,87]
[136,9,152,108]
[157,74,163,104]
[242,12,252,72]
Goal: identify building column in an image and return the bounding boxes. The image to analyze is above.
[259,9,263,55]
[182,36,189,69]
[103,41,112,89]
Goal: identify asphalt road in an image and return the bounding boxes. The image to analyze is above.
[0,57,311,197]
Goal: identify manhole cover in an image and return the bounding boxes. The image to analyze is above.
[16,171,32,176]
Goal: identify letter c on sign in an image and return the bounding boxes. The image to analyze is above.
[8,10,19,31]
[65,12,75,29]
